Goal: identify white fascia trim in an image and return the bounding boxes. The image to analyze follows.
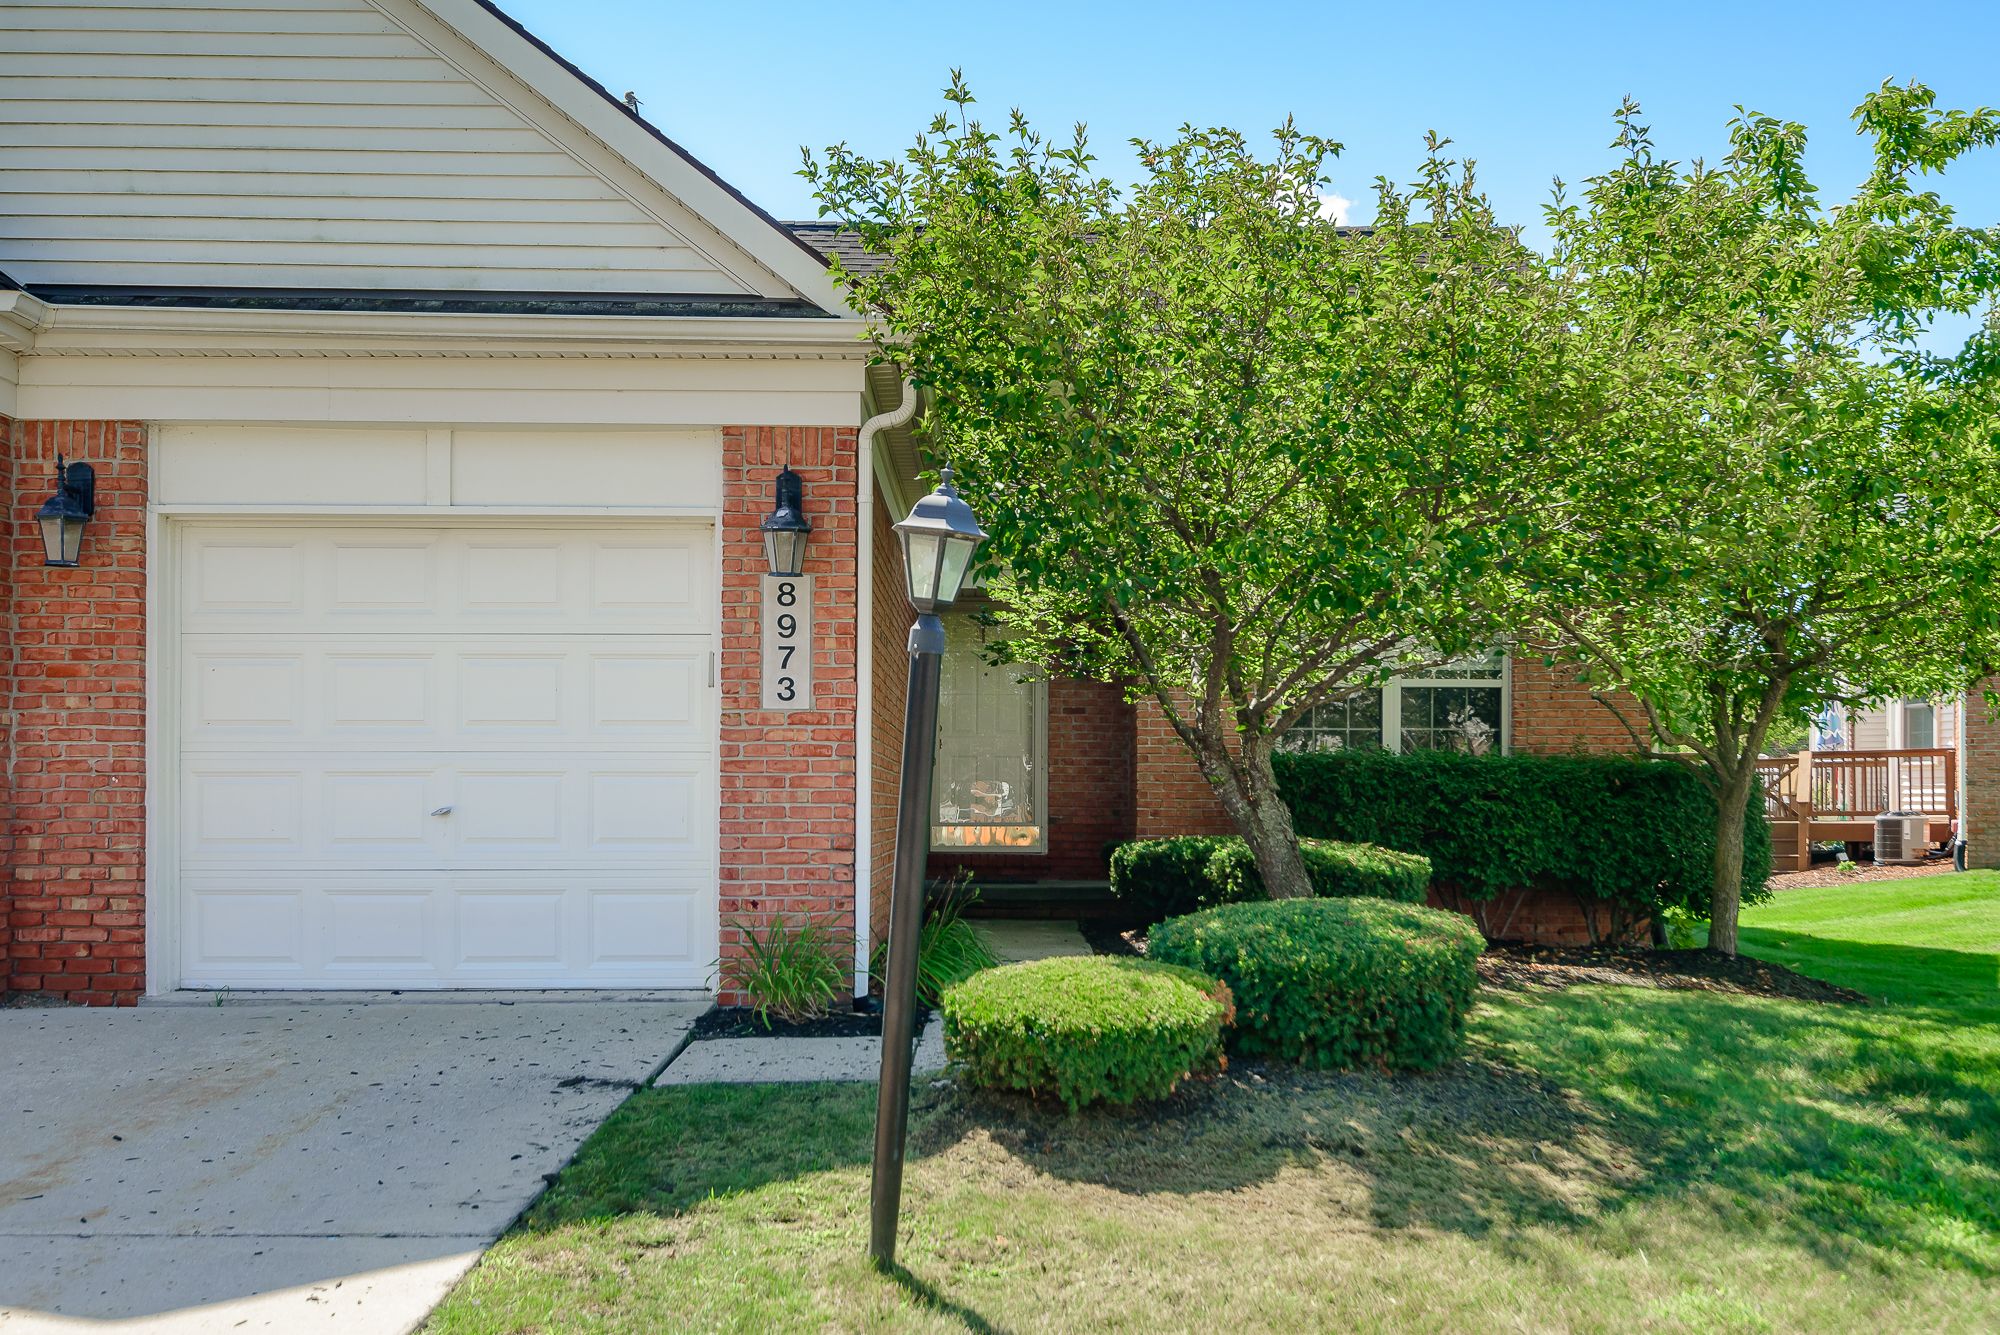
[31,303,872,358]
[403,0,855,315]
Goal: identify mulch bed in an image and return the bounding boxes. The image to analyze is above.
[1768,856,1957,892]
[1078,919,1145,957]
[689,1003,932,1041]
[1477,943,1866,1004]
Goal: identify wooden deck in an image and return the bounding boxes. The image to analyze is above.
[1755,748,1957,870]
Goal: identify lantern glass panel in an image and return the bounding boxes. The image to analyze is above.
[903,530,943,607]
[935,534,977,607]
[765,527,807,577]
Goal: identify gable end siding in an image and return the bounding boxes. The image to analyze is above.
[0,0,767,295]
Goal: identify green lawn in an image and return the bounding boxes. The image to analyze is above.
[427,874,2000,1334]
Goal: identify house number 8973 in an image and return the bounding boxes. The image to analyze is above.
[760,574,814,710]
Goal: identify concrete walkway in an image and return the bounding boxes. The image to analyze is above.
[0,993,702,1334]
[975,919,1093,963]
[654,1015,947,1086]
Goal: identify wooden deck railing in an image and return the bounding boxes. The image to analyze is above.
[1753,749,1956,820]
[1753,748,1956,870]
[1812,748,1957,817]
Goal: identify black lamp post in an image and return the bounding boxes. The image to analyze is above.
[36,456,95,568]
[760,466,812,577]
[870,465,985,1270]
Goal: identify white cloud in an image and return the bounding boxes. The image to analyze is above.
[1315,192,1353,225]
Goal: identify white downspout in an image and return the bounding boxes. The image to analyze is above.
[853,378,920,998]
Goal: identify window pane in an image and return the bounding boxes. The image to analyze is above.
[1279,689,1385,753]
[1400,685,1502,754]
[1905,702,1936,749]
[932,617,1044,850]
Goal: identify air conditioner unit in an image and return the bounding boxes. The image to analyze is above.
[1873,812,1929,866]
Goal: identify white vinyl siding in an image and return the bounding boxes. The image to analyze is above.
[0,0,758,293]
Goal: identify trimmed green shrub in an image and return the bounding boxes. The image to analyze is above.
[941,956,1234,1111]
[1109,835,1431,924]
[1207,838,1430,905]
[1108,835,1247,920]
[1149,897,1483,1071]
[1272,748,1771,919]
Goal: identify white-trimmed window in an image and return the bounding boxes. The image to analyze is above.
[1281,652,1509,755]
[932,614,1048,852]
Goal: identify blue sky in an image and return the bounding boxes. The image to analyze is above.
[503,0,2000,248]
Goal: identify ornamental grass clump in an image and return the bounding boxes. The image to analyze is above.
[1149,897,1482,1071]
[719,915,849,1029]
[940,956,1234,1111]
[870,870,1002,1004]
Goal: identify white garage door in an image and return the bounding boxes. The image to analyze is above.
[174,523,716,989]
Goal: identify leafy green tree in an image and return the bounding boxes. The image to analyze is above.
[805,77,1614,898]
[1535,85,2000,954]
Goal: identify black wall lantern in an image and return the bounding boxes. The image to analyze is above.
[759,466,812,577]
[36,455,95,568]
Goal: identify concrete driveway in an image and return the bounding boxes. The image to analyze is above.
[0,994,703,1334]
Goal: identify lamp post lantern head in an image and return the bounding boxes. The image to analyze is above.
[894,466,985,613]
[36,455,95,568]
[759,466,812,577]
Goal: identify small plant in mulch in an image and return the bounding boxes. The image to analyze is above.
[716,914,850,1031]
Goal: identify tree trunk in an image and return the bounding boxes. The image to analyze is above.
[1707,764,1755,957]
[1201,737,1314,899]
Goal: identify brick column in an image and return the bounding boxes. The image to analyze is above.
[717,427,860,997]
[1962,682,2000,869]
[4,420,148,1005]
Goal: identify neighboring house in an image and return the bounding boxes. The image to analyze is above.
[1815,698,1959,753]
[8,4,1995,1007]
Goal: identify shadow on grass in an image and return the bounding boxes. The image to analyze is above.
[1734,930,2000,1016]
[881,1263,1006,1335]
[1474,978,2000,1276]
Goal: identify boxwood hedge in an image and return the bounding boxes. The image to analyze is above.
[1109,835,1429,924]
[1272,749,1770,917]
[1148,897,1483,1071]
[940,956,1234,1111]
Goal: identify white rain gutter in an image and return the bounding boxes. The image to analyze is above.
[853,377,920,997]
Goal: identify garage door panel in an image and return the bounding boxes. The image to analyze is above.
[180,525,713,634]
[328,653,435,729]
[181,872,714,988]
[185,769,308,854]
[184,755,709,869]
[183,638,709,749]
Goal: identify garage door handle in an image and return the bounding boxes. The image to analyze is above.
[430,805,454,817]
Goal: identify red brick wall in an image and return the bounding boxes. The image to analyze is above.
[1133,694,1233,837]
[869,481,909,947]
[931,676,1136,883]
[717,427,860,1000]
[1510,653,1648,755]
[1963,681,2000,869]
[3,420,148,1005]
